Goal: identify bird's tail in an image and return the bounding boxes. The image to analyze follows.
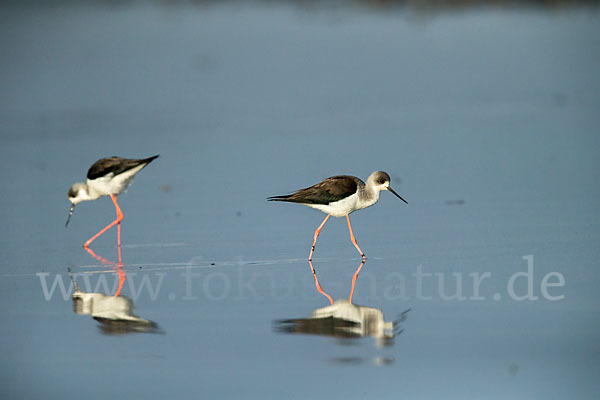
[143,155,160,164]
[267,194,295,202]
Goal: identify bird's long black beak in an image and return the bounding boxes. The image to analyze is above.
[388,187,408,204]
[65,203,75,227]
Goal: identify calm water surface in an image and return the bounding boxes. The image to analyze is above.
[1,2,599,399]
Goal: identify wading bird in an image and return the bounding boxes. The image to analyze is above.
[268,171,406,260]
[66,155,159,248]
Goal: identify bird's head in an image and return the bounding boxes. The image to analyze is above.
[66,183,88,227]
[369,171,407,204]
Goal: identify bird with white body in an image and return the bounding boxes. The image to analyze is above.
[268,171,407,260]
[66,155,159,248]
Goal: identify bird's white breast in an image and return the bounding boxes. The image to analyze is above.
[306,192,360,217]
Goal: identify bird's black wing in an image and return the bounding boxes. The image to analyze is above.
[87,155,159,180]
[268,175,359,205]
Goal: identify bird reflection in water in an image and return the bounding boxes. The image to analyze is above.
[275,260,409,348]
[69,246,160,335]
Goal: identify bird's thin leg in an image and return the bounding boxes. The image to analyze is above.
[83,194,124,248]
[309,214,331,261]
[346,215,366,260]
[308,260,334,305]
[111,195,124,247]
[348,259,366,303]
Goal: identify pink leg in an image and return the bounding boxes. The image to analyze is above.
[83,244,125,297]
[84,245,121,267]
[114,265,126,297]
[113,245,125,296]
[83,245,126,297]
[117,212,121,247]
[308,214,331,261]
[346,215,366,260]
[112,195,124,248]
[84,246,110,264]
[83,194,124,248]
[308,260,334,305]
[348,259,366,303]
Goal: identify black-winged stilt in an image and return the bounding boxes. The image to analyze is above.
[268,171,406,260]
[66,155,159,248]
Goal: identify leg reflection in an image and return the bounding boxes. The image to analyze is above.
[308,260,334,305]
[84,245,125,297]
[348,259,365,304]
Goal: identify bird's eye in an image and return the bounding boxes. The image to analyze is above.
[377,179,386,185]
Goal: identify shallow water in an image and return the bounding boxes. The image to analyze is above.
[1,2,599,399]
